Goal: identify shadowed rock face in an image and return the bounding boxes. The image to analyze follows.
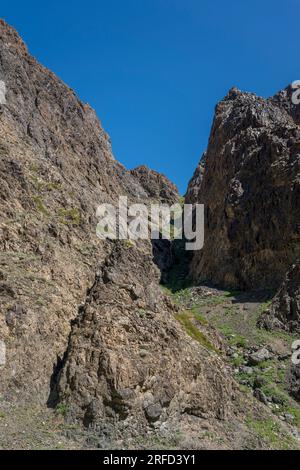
[187,87,300,290]
[259,259,300,333]
[185,154,206,204]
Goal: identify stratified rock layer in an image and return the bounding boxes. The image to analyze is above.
[187,87,300,289]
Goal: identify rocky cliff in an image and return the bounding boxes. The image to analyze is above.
[1,20,300,450]
[187,87,300,290]
[0,18,154,403]
[0,20,239,447]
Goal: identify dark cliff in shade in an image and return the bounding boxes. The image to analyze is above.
[187,87,300,290]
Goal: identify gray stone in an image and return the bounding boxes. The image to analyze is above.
[145,403,163,422]
[248,348,272,366]
[253,389,268,405]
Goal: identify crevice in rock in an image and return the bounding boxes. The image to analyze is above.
[46,351,68,408]
[46,270,103,409]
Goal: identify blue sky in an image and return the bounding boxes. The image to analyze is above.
[1,0,298,193]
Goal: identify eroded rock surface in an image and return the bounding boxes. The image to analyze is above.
[1,20,299,449]
[0,19,170,402]
[56,241,236,438]
[130,165,179,204]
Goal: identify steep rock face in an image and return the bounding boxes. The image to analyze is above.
[287,363,300,402]
[0,20,155,402]
[185,154,206,204]
[1,21,295,449]
[259,259,300,332]
[187,87,300,289]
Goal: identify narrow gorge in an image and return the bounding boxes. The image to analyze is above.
[0,20,299,450]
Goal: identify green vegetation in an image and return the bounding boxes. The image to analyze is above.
[246,415,297,450]
[160,253,300,440]
[122,239,135,249]
[32,196,49,216]
[133,430,182,450]
[231,352,244,367]
[29,163,39,173]
[55,402,69,417]
[178,196,185,207]
[175,310,218,352]
[188,306,208,325]
[57,207,81,225]
[137,309,146,318]
[218,324,247,348]
[46,181,61,191]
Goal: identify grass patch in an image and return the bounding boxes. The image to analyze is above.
[185,305,209,325]
[175,310,218,352]
[218,324,247,348]
[55,403,69,417]
[46,182,61,191]
[246,415,297,449]
[32,196,49,216]
[57,207,81,225]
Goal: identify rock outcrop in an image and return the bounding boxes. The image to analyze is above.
[187,87,300,290]
[55,240,236,438]
[259,259,300,332]
[185,154,206,204]
[130,165,179,204]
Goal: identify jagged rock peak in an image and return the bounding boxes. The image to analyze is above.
[0,19,28,55]
[130,165,179,204]
[0,19,113,164]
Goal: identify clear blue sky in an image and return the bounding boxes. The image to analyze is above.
[1,0,298,193]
